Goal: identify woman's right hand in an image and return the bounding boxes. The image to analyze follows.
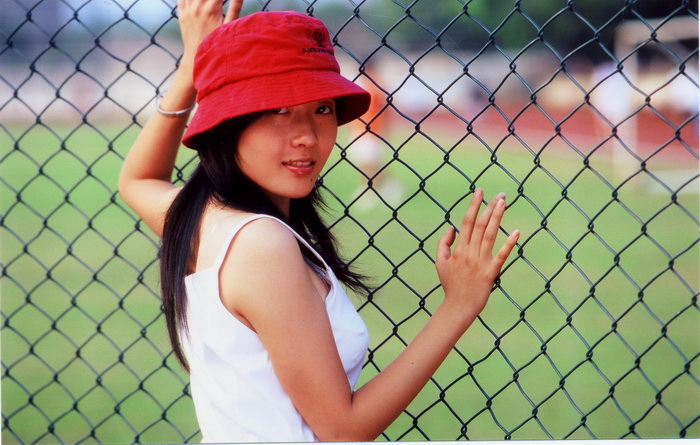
[177,0,243,69]
[435,189,519,319]
[118,1,244,236]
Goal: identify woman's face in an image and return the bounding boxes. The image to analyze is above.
[235,99,338,214]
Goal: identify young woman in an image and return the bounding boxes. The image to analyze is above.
[118,0,520,441]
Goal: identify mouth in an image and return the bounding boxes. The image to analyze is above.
[282,160,316,175]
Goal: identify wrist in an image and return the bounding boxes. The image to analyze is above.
[169,68,197,96]
[435,298,480,331]
[156,92,195,118]
[157,70,197,114]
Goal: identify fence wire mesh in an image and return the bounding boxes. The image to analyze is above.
[1,0,699,443]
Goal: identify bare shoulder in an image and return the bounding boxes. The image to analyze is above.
[198,208,295,257]
[225,215,300,260]
[218,215,305,283]
[218,215,314,323]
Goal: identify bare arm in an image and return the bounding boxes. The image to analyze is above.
[224,190,519,441]
[117,0,243,236]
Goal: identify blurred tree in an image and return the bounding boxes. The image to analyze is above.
[327,0,696,62]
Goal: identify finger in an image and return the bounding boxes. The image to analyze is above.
[202,0,223,16]
[436,226,456,264]
[224,0,244,22]
[459,188,483,245]
[469,193,503,252]
[479,197,506,259]
[491,230,520,271]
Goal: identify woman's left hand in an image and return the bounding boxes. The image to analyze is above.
[435,189,519,318]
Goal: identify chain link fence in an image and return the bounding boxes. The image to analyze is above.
[2,0,698,443]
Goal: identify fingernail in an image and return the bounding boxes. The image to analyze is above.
[496,192,506,200]
[497,199,505,209]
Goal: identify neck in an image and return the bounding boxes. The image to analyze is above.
[268,195,290,218]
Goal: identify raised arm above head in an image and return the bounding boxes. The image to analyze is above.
[117,0,244,236]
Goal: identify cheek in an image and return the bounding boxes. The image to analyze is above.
[238,152,272,180]
[236,132,275,175]
[319,126,338,162]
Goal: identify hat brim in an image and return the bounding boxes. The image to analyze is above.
[182,69,370,150]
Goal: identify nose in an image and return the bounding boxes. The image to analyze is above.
[289,112,318,148]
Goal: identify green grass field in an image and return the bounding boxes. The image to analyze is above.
[1,121,698,443]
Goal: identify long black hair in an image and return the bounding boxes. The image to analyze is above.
[160,113,370,372]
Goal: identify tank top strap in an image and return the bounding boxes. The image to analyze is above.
[211,214,329,273]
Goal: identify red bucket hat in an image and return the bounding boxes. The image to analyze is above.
[182,11,371,149]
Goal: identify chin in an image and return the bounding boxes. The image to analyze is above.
[290,183,319,199]
[268,188,315,205]
[288,189,315,199]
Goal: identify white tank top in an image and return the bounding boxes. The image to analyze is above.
[182,214,369,442]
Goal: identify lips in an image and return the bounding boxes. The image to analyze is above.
[282,159,315,175]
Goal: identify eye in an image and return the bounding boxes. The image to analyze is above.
[317,104,335,115]
[272,107,290,115]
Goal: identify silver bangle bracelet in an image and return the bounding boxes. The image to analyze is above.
[155,92,195,118]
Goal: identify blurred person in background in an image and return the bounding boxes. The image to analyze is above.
[348,63,403,210]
